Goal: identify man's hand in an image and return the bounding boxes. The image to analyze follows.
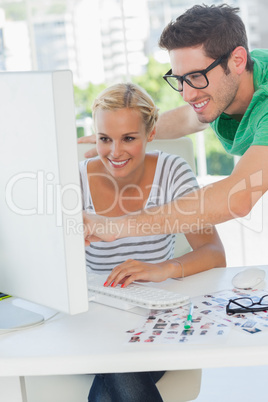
[84,234,102,247]
[77,134,97,158]
[83,211,118,244]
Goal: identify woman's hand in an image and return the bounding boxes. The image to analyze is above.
[104,259,173,288]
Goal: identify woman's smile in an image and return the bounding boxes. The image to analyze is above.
[108,158,131,168]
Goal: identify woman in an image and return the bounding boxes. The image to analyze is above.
[80,82,226,402]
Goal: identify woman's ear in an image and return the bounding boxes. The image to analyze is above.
[147,127,156,143]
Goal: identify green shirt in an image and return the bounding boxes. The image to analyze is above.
[210,49,268,156]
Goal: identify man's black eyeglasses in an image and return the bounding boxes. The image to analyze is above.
[226,295,268,316]
[163,53,230,92]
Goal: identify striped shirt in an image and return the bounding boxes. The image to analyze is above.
[80,151,198,274]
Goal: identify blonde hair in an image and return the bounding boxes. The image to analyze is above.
[92,83,159,134]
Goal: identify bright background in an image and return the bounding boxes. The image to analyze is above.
[1,3,267,399]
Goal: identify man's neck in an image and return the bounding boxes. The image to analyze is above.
[226,113,243,122]
[228,71,255,117]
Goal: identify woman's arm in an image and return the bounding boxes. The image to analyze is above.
[174,227,226,278]
[104,227,226,288]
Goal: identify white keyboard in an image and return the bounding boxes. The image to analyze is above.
[87,274,189,311]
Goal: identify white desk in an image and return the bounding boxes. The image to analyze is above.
[1,266,268,401]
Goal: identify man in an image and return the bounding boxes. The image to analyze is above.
[83,4,268,243]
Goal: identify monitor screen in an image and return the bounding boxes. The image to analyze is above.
[0,70,88,323]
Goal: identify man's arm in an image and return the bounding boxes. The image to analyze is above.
[83,145,268,240]
[126,145,268,235]
[155,104,208,139]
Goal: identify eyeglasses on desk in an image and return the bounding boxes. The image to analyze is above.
[226,295,268,315]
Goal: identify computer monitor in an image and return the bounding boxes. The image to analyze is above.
[0,70,88,329]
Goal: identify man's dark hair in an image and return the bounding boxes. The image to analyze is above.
[159,4,254,72]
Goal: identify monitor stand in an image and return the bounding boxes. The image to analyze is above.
[0,300,44,331]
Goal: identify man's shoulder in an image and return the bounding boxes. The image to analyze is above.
[251,49,268,93]
[251,48,268,62]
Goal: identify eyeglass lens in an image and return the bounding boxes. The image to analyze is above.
[229,295,268,310]
[166,73,208,92]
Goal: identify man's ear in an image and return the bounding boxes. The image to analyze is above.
[147,127,156,142]
[231,46,248,75]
